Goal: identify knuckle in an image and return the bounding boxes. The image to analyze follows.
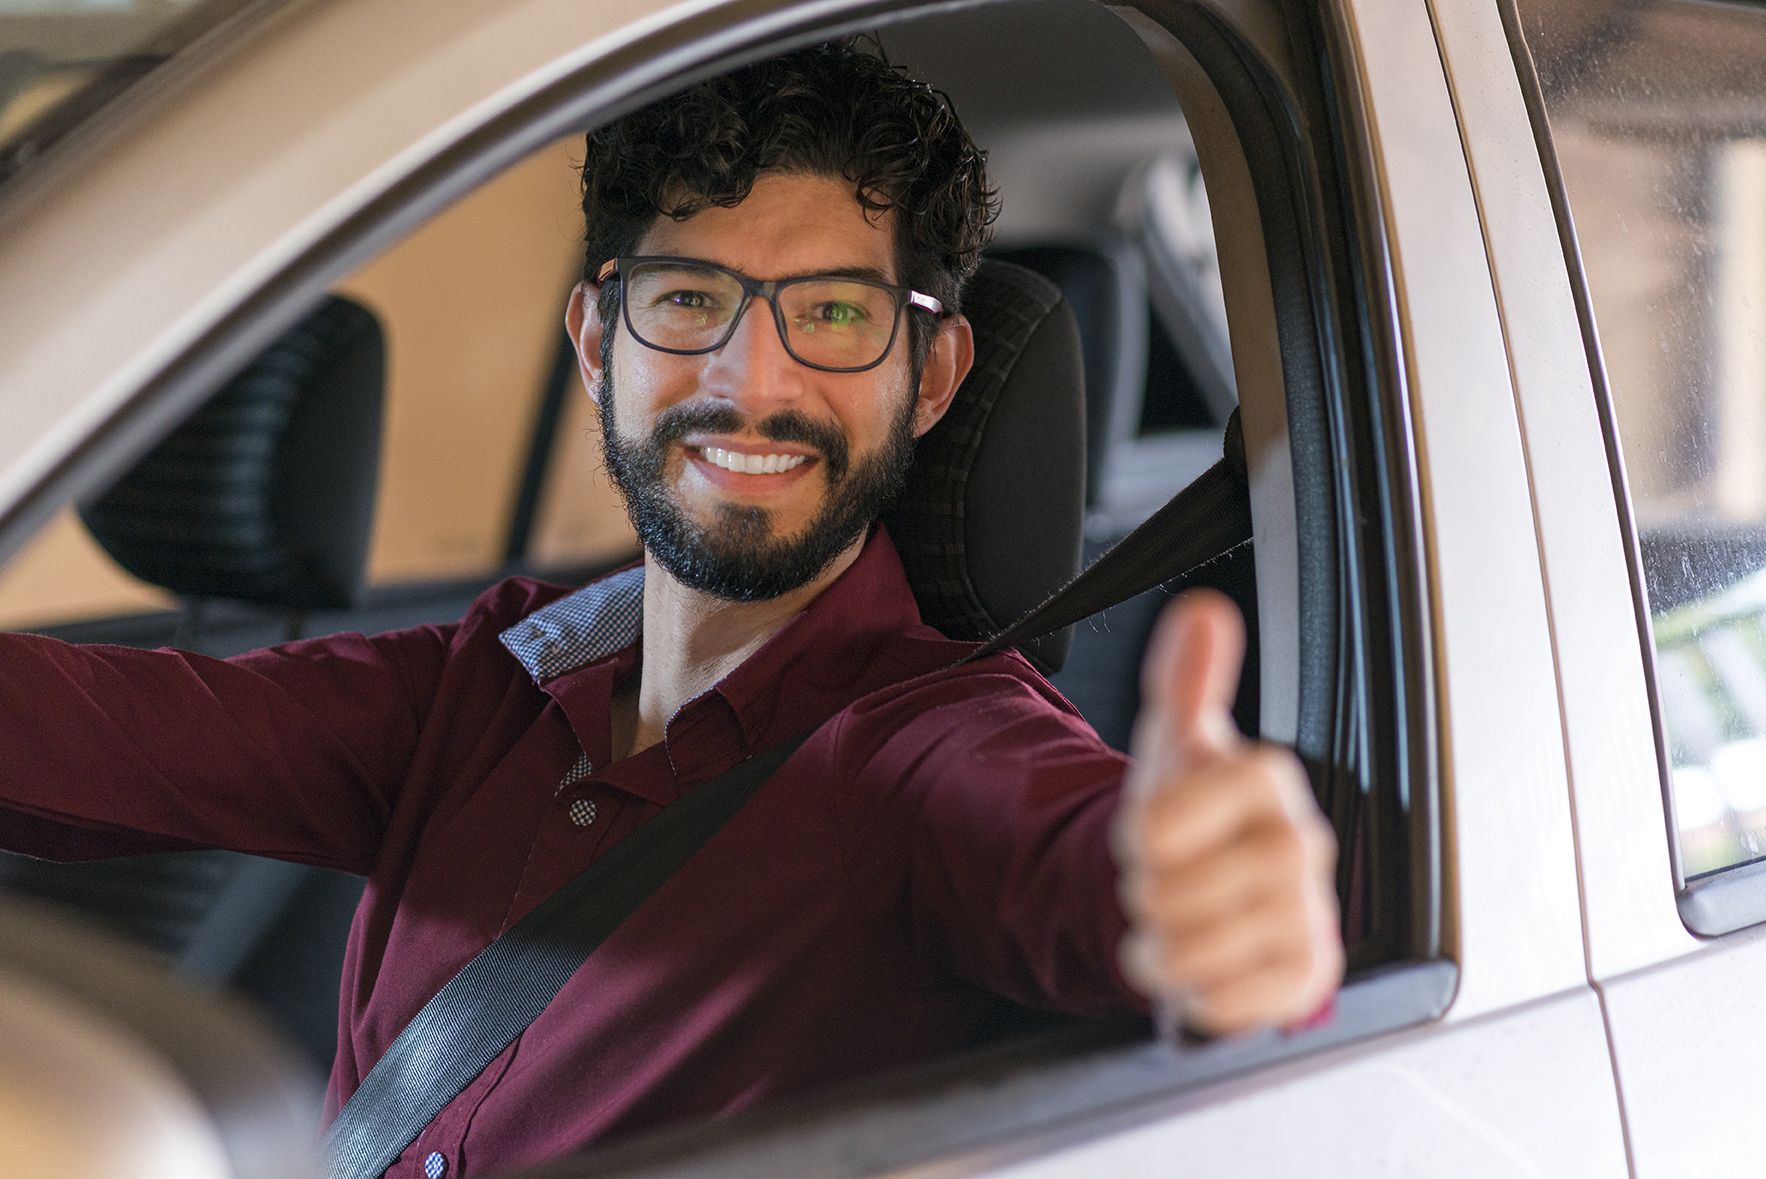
[1117,931,1163,994]
[1268,823,1308,874]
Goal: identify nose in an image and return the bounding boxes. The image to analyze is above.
[699,294,805,416]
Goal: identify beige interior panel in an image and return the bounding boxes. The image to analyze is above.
[0,508,172,631]
[337,135,588,585]
[527,364,637,571]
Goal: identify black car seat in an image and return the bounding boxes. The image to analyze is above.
[80,295,384,644]
[0,295,385,1069]
[884,259,1088,675]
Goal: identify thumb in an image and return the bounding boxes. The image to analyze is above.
[1138,589,1246,777]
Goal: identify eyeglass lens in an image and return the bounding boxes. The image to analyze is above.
[624,261,900,370]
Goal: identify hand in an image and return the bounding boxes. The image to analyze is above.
[1111,589,1343,1036]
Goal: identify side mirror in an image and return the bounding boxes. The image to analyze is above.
[0,897,323,1179]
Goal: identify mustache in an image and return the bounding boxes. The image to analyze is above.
[650,402,850,482]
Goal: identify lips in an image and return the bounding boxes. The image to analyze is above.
[696,446,811,475]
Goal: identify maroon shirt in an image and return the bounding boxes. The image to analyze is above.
[0,528,1140,1176]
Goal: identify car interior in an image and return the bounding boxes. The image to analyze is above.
[0,0,1442,1172]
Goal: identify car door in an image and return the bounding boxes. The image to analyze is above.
[0,0,1626,1174]
[883,0,1630,1169]
[1487,0,1766,1173]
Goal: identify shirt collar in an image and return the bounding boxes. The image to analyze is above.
[496,528,944,789]
[498,563,644,683]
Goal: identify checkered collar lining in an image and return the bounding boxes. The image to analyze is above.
[498,564,645,683]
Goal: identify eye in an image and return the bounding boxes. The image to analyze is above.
[657,288,715,310]
[809,301,867,327]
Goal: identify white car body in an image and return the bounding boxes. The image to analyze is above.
[0,0,1756,1174]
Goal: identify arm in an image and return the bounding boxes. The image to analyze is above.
[0,626,446,873]
[837,594,1341,1030]
[835,668,1144,1013]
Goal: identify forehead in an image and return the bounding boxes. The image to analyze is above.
[634,172,898,280]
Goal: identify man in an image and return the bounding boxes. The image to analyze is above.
[0,41,1339,1178]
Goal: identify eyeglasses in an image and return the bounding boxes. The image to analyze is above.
[598,255,946,374]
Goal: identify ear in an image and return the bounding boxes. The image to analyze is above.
[911,314,974,438]
[566,280,607,391]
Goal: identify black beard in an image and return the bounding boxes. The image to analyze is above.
[597,374,918,602]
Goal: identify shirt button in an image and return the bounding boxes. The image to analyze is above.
[568,798,598,826]
[424,1151,448,1179]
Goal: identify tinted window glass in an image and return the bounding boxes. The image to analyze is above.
[1521,0,1766,877]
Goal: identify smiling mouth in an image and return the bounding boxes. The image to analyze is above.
[695,446,811,475]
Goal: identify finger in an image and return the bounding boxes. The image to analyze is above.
[1119,927,1188,1001]
[1138,589,1246,774]
[1158,888,1313,990]
[1184,943,1343,1035]
[1120,893,1342,1034]
[1124,818,1323,934]
[1131,745,1311,870]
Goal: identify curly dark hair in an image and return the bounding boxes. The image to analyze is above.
[580,39,998,373]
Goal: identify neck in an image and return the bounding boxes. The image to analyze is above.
[619,533,868,759]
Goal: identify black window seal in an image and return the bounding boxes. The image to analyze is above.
[0,0,1454,1167]
[1495,0,1766,938]
[1312,0,1441,969]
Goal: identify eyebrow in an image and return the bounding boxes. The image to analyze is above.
[623,258,899,286]
[772,264,896,285]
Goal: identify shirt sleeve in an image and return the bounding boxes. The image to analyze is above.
[0,625,449,873]
[832,662,1148,1015]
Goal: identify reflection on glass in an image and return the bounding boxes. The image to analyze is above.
[1520,0,1766,877]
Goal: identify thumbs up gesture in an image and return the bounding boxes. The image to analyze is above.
[1112,590,1343,1035]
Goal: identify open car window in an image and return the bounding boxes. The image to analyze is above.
[0,0,1450,1171]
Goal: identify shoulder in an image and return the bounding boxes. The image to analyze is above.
[448,562,644,655]
[829,633,1126,783]
[454,574,579,637]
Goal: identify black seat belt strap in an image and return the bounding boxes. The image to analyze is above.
[323,729,814,1179]
[962,408,1253,666]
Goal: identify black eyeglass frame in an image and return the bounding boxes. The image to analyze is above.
[598,254,947,374]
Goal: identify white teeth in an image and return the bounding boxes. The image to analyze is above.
[700,447,808,474]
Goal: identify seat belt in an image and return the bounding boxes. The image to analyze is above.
[323,730,813,1179]
[324,414,1252,1179]
[962,407,1253,665]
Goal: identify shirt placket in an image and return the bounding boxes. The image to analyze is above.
[403,744,633,1178]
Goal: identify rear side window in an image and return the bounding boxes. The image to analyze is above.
[1519,0,1766,884]
[0,135,636,634]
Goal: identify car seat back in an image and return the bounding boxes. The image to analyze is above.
[986,240,1151,507]
[80,295,385,631]
[883,260,1088,675]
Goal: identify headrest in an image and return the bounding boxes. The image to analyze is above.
[988,240,1149,506]
[82,296,385,612]
[884,260,1087,674]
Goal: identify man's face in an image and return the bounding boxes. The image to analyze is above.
[572,172,966,602]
